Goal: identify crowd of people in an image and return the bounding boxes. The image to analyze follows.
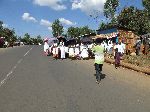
[44,39,93,60]
[43,36,150,84]
[44,38,126,59]
[43,38,128,84]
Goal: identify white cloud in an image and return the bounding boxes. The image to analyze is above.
[59,18,76,26]
[40,19,52,32]
[72,0,106,15]
[63,27,67,33]
[33,0,67,11]
[22,13,37,22]
[2,24,8,28]
[40,19,52,27]
[48,27,52,31]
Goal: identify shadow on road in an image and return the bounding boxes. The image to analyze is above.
[93,73,106,80]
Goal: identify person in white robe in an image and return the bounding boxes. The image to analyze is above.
[107,41,113,54]
[75,44,80,59]
[69,46,75,58]
[117,42,124,55]
[65,46,69,58]
[121,42,126,54]
[80,47,89,59]
[60,45,65,59]
[80,43,84,52]
[44,40,49,55]
[52,45,59,59]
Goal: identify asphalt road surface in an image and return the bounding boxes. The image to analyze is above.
[0,45,150,112]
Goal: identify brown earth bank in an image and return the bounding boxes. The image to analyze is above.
[105,54,150,75]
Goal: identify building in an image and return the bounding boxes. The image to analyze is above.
[96,27,138,53]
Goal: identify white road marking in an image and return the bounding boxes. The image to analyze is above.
[6,71,13,77]
[24,47,32,56]
[0,46,33,87]
[17,59,23,64]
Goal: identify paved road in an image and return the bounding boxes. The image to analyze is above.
[0,45,150,112]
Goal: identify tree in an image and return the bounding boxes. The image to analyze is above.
[0,20,18,44]
[104,0,119,20]
[99,22,107,30]
[2,28,17,42]
[143,0,150,15]
[22,33,31,44]
[36,35,43,44]
[52,19,64,37]
[0,21,3,31]
[67,26,94,39]
[0,21,4,37]
[67,27,80,38]
[143,0,150,32]
[80,26,93,35]
[118,6,150,35]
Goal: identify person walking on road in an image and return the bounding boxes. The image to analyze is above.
[114,48,121,69]
[92,41,105,84]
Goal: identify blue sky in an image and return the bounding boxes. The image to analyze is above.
[0,0,144,38]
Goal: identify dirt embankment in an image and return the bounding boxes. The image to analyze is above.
[105,54,150,75]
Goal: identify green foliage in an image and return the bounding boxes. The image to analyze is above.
[67,26,94,39]
[100,0,119,30]
[67,27,79,38]
[2,28,17,42]
[52,19,64,37]
[0,20,17,43]
[118,6,150,35]
[99,22,107,30]
[22,33,31,44]
[80,26,93,35]
[143,0,150,15]
[100,3,150,36]
[0,21,3,31]
[21,34,43,45]
[36,35,43,44]
[104,0,119,19]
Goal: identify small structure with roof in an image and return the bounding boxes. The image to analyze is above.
[96,27,138,53]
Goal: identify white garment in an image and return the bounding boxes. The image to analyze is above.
[60,42,64,46]
[75,47,80,55]
[49,46,52,53]
[81,48,88,58]
[44,42,49,52]
[107,43,113,51]
[121,43,126,53]
[117,44,124,53]
[65,47,69,53]
[54,43,58,46]
[101,43,106,50]
[5,41,8,46]
[52,47,58,55]
[80,45,84,52]
[60,46,65,59]
[88,44,93,49]
[104,42,107,50]
[69,47,75,57]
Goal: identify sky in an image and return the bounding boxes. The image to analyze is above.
[0,0,144,38]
